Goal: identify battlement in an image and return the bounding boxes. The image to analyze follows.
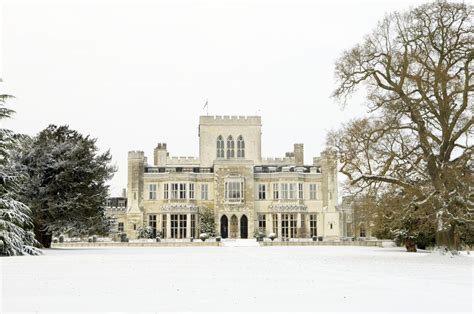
[156,143,167,150]
[128,151,145,159]
[200,115,261,125]
[166,156,200,165]
[262,156,296,165]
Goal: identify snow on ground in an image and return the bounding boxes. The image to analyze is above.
[1,245,472,312]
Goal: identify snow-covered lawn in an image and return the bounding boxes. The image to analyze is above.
[1,246,472,312]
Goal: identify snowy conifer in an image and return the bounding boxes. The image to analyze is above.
[0,95,41,256]
[14,125,116,248]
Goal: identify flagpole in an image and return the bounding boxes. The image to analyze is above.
[203,99,209,116]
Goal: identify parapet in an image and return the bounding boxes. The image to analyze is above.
[156,143,167,150]
[200,115,261,126]
[128,151,145,159]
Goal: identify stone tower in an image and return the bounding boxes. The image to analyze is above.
[294,143,304,166]
[320,149,338,211]
[198,116,262,167]
[127,151,145,212]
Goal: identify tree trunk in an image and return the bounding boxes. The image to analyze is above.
[34,224,52,248]
[405,238,417,252]
[436,224,458,253]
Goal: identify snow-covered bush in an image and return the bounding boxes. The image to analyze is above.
[199,233,209,242]
[268,233,277,241]
[137,226,154,239]
[119,233,128,242]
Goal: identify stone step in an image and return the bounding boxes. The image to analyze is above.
[221,239,260,247]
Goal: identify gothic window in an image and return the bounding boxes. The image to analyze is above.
[237,135,245,158]
[226,136,235,158]
[216,135,224,158]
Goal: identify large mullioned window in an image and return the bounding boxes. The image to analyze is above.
[201,184,208,200]
[225,180,244,202]
[309,184,317,200]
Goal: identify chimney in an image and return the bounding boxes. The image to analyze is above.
[154,143,168,166]
[294,143,304,166]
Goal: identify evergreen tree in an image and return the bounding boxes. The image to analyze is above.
[15,125,116,248]
[0,95,41,256]
[199,207,216,236]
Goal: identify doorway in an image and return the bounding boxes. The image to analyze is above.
[240,215,248,239]
[230,215,238,238]
[220,215,228,238]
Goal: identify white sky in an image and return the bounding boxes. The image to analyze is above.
[2,0,433,196]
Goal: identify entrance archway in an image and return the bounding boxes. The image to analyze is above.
[230,215,238,238]
[240,215,248,239]
[220,215,228,238]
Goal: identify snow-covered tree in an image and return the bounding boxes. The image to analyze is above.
[0,95,41,256]
[199,207,216,237]
[15,125,116,248]
[331,1,473,251]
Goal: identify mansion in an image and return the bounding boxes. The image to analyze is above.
[107,115,342,240]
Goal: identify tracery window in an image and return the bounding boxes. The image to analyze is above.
[237,135,245,158]
[217,135,224,158]
[226,136,235,158]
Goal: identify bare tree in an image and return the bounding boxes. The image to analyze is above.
[331,1,473,251]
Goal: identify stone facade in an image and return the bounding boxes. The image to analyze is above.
[108,115,341,240]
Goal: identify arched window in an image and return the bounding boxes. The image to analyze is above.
[216,135,224,158]
[226,136,235,158]
[237,135,245,158]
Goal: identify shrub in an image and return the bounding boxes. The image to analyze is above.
[199,233,209,242]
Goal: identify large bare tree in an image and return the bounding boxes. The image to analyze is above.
[330,1,473,250]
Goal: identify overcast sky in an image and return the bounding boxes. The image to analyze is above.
[2,0,432,196]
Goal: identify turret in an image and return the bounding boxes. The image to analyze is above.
[294,143,304,166]
[127,151,145,212]
[320,149,338,211]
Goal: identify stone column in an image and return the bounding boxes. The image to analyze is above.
[277,213,282,237]
[298,213,303,238]
[186,213,191,239]
[267,213,273,234]
[166,213,171,239]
